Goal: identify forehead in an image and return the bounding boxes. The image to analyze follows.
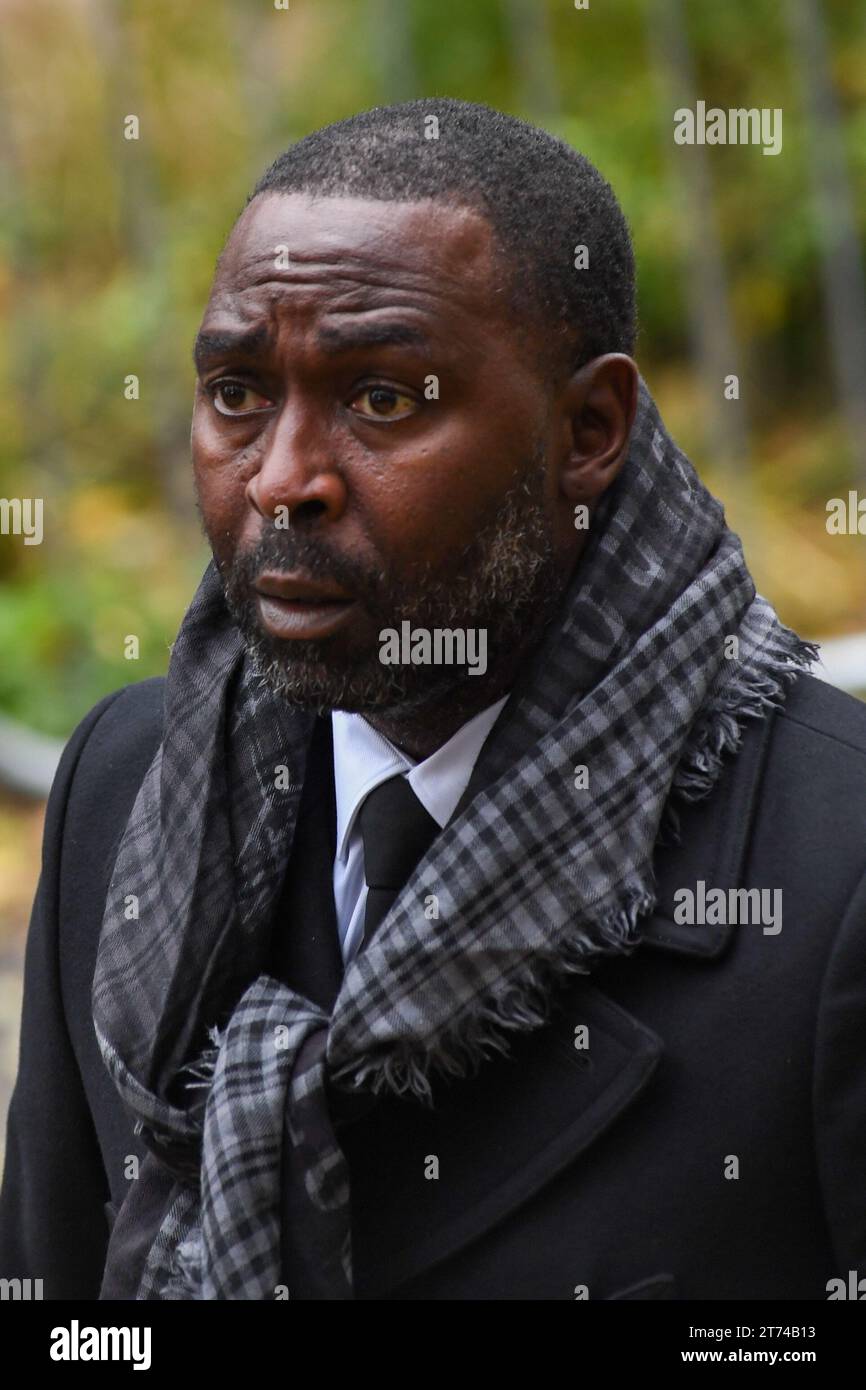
[202,192,511,341]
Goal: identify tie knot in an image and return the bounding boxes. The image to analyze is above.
[357,774,440,892]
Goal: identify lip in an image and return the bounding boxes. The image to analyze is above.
[255,572,354,604]
[254,571,357,640]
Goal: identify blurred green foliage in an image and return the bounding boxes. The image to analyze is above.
[0,0,865,735]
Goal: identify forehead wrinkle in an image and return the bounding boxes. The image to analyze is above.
[216,192,516,327]
[222,223,500,299]
[208,214,514,354]
[207,269,493,343]
[222,256,485,307]
[209,278,511,361]
[206,290,443,342]
[197,296,484,377]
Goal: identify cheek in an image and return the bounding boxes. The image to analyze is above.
[191,415,261,560]
[365,427,522,564]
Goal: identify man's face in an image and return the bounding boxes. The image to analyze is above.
[190,192,570,714]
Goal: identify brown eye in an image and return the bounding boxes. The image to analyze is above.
[349,385,417,421]
[209,381,273,416]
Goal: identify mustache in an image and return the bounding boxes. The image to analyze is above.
[222,527,387,606]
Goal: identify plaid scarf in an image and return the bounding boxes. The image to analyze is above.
[92,377,814,1299]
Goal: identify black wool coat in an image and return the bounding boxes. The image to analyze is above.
[1,670,865,1300]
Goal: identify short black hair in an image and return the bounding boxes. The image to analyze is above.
[245,98,637,378]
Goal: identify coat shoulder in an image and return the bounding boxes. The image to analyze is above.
[53,676,166,879]
[62,676,166,800]
[73,675,166,765]
[764,672,866,839]
[739,671,866,924]
[50,678,168,1109]
[778,670,866,758]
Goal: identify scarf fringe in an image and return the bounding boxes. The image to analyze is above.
[663,627,818,841]
[336,629,819,1107]
[175,1024,223,1133]
[169,1231,204,1299]
[338,884,656,1106]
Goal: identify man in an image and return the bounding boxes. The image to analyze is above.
[1,98,865,1302]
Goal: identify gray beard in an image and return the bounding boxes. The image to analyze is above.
[219,450,564,717]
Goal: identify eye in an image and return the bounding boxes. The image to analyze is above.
[348,384,418,421]
[206,379,274,416]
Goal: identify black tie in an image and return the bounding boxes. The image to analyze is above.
[357,774,440,949]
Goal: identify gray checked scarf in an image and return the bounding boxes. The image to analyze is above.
[92,376,816,1299]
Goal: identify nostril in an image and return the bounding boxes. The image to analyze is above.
[287,498,328,525]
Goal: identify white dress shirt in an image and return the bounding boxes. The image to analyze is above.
[331,694,510,963]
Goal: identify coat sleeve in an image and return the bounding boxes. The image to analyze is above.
[813,860,866,1281]
[0,690,124,1299]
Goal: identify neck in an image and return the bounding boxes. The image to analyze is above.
[358,557,579,760]
[361,640,535,762]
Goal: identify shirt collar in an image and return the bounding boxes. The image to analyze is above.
[331,694,510,863]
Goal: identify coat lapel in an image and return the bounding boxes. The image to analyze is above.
[345,978,663,1297]
[641,709,775,958]
[267,715,344,1010]
[342,705,776,1296]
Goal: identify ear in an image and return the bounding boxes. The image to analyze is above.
[555,354,638,514]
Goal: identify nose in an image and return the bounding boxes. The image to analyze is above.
[245,400,348,527]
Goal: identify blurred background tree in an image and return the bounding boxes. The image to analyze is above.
[1,0,864,744]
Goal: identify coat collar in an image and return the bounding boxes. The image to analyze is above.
[641,709,775,959]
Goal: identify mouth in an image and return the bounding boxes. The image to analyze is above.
[253,572,358,641]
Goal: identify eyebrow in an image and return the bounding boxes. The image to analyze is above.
[192,325,274,372]
[316,322,431,353]
[192,319,431,372]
